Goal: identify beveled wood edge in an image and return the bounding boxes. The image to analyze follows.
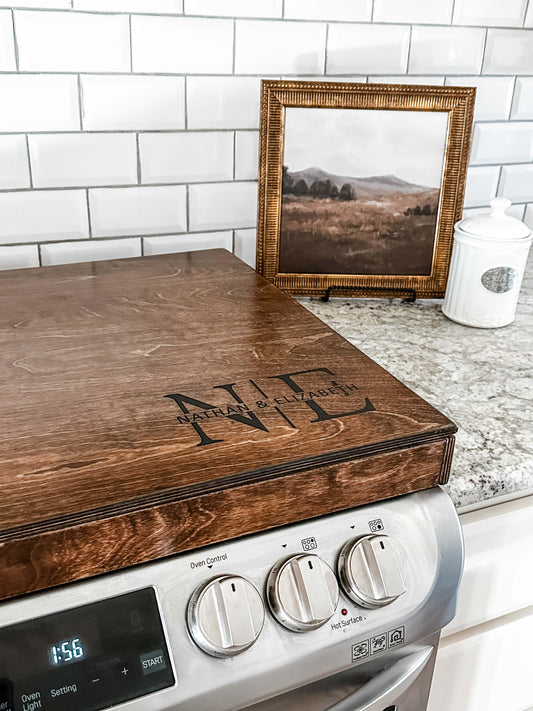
[0,426,456,543]
[0,439,448,602]
[256,79,476,298]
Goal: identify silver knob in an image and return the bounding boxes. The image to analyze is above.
[338,535,406,609]
[267,554,339,632]
[187,575,265,657]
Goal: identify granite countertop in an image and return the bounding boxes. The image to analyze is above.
[299,257,533,511]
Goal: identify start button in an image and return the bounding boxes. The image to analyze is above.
[140,650,167,676]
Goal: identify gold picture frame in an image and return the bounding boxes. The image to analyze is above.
[256,80,476,299]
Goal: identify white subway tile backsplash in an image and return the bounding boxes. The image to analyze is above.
[0,75,79,133]
[185,0,281,17]
[189,182,257,230]
[471,123,533,165]
[235,20,326,75]
[0,135,30,189]
[0,10,15,71]
[0,1,69,7]
[498,164,533,203]
[327,23,410,75]
[89,186,187,238]
[29,134,137,188]
[409,26,485,74]
[374,0,453,25]
[41,238,141,266]
[143,231,232,255]
[511,78,533,120]
[0,245,39,270]
[139,132,233,184]
[234,228,256,267]
[74,0,183,12]
[445,77,514,121]
[453,0,527,28]
[132,15,233,74]
[235,132,259,181]
[15,11,130,72]
[187,77,263,130]
[483,29,533,75]
[0,190,89,244]
[81,76,185,132]
[526,3,533,27]
[463,166,500,207]
[368,75,445,85]
[284,0,371,22]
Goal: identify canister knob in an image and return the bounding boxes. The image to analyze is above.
[187,575,264,657]
[338,535,406,608]
[267,554,339,632]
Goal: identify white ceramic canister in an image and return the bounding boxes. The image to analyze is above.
[442,198,532,328]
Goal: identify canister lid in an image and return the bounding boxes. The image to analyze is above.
[458,198,531,240]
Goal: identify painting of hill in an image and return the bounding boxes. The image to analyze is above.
[279,106,448,278]
[279,166,440,276]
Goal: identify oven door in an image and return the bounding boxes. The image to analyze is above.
[242,633,439,711]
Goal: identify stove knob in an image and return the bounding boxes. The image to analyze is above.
[187,575,265,657]
[338,535,406,608]
[267,554,339,632]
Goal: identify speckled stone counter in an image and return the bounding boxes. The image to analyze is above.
[298,258,533,510]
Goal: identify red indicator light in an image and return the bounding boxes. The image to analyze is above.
[341,608,348,616]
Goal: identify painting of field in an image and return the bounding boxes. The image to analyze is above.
[279,107,447,277]
[279,167,440,275]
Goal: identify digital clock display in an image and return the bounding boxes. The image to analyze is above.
[49,637,85,666]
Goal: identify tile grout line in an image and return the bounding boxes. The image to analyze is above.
[128,14,133,73]
[405,25,413,74]
[494,164,504,197]
[136,132,142,184]
[25,134,33,189]
[232,131,236,180]
[77,74,84,131]
[232,19,236,75]
[508,75,518,120]
[478,27,488,76]
[184,76,189,130]
[85,188,92,238]
[449,0,458,25]
[0,8,530,29]
[370,0,375,23]
[323,23,329,74]
[523,0,531,27]
[185,184,190,232]
[10,9,19,71]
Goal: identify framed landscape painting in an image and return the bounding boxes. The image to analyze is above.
[256,81,476,298]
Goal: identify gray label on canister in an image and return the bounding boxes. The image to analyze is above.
[481,267,518,293]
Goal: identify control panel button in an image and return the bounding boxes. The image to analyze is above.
[338,535,406,609]
[267,554,339,632]
[187,575,264,658]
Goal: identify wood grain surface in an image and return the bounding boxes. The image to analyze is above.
[0,250,456,600]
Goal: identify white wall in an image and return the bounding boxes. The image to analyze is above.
[0,0,532,270]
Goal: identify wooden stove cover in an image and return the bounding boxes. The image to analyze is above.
[0,250,455,601]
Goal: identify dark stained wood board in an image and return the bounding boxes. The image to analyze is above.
[0,250,456,601]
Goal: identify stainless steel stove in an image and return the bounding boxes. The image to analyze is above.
[0,487,463,711]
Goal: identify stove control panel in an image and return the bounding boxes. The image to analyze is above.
[337,535,406,608]
[0,488,464,711]
[187,575,264,658]
[0,588,174,711]
[266,554,339,632]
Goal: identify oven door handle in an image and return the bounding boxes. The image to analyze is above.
[325,645,434,711]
